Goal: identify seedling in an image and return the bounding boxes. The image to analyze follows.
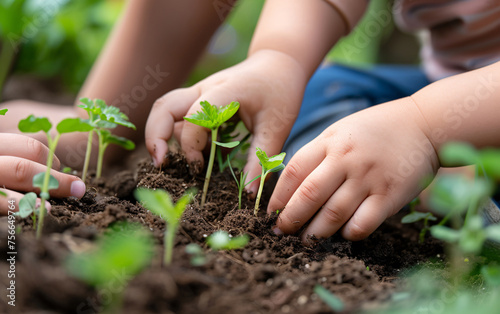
[314,284,344,312]
[0,108,7,115]
[184,100,240,207]
[216,124,250,173]
[78,98,136,181]
[185,243,206,266]
[254,148,286,215]
[66,222,153,314]
[13,192,38,229]
[134,187,196,265]
[228,157,260,209]
[206,230,249,250]
[401,198,438,243]
[18,115,92,238]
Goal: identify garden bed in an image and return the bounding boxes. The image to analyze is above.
[0,152,444,314]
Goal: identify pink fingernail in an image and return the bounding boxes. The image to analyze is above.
[71,181,86,198]
[273,226,283,236]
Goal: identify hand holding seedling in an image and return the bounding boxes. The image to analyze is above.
[268,98,439,243]
[145,50,306,194]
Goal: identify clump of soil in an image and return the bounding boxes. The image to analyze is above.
[0,152,443,314]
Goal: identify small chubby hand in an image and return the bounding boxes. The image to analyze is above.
[0,133,86,215]
[267,97,440,243]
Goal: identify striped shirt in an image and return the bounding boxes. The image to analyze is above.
[325,0,500,81]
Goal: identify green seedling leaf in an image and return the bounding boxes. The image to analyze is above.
[459,216,487,254]
[63,167,72,174]
[402,211,437,224]
[314,285,344,312]
[101,131,135,150]
[56,118,93,134]
[0,191,6,197]
[184,101,240,130]
[18,192,37,218]
[18,115,52,133]
[78,97,94,110]
[33,172,59,191]
[486,224,500,243]
[0,109,7,115]
[134,188,195,222]
[101,105,136,130]
[479,149,500,180]
[430,225,460,243]
[439,142,478,166]
[206,230,249,250]
[482,264,500,286]
[66,222,154,287]
[268,164,285,173]
[256,147,286,172]
[214,140,240,148]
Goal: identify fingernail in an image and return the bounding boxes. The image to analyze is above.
[45,201,52,213]
[70,180,86,198]
[152,156,159,168]
[272,226,283,236]
[35,199,52,212]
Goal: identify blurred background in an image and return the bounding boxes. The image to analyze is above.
[0,0,419,104]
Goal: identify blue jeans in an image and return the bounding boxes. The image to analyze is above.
[283,64,430,163]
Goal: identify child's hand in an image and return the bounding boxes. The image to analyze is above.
[145,50,308,193]
[0,133,86,215]
[268,97,440,243]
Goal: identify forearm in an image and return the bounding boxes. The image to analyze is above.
[77,0,238,143]
[248,0,367,79]
[411,61,500,151]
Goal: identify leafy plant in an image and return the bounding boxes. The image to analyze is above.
[184,100,240,207]
[66,222,154,314]
[401,198,438,243]
[254,148,286,215]
[12,192,38,229]
[216,123,250,173]
[134,188,196,265]
[18,115,92,238]
[228,157,260,209]
[206,230,249,250]
[78,98,136,181]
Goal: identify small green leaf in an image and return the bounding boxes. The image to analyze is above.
[206,230,249,250]
[430,225,460,243]
[56,118,94,134]
[314,285,344,312]
[101,105,136,130]
[268,164,285,173]
[479,149,500,180]
[401,211,437,224]
[256,147,286,171]
[439,142,478,166]
[62,167,72,174]
[134,188,196,224]
[0,191,6,197]
[214,140,240,148]
[18,115,52,133]
[245,174,261,187]
[184,101,240,130]
[101,132,135,150]
[18,192,37,218]
[33,173,59,191]
[78,97,94,111]
[482,264,500,286]
[0,109,7,115]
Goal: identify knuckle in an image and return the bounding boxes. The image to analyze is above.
[298,180,322,205]
[14,159,32,183]
[283,162,301,183]
[27,138,46,163]
[322,204,346,225]
[344,221,369,241]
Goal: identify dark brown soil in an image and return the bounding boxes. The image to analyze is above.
[0,152,444,314]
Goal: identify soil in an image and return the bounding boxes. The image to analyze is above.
[0,152,444,314]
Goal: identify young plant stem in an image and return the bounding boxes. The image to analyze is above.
[201,129,218,207]
[254,168,267,215]
[81,130,93,182]
[36,133,61,239]
[96,132,108,179]
[164,224,177,265]
[0,42,17,102]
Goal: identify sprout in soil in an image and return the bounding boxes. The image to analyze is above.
[13,192,38,229]
[314,284,345,312]
[184,100,240,207]
[228,156,260,210]
[216,123,250,173]
[185,243,206,266]
[206,230,249,250]
[401,198,438,243]
[66,222,153,314]
[78,98,136,181]
[254,147,286,215]
[18,115,92,238]
[134,187,197,265]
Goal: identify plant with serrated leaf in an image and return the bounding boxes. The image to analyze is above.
[184,101,240,207]
[254,148,286,215]
[228,156,260,210]
[134,187,196,265]
[78,98,136,181]
[18,115,92,238]
[66,222,153,314]
[206,230,249,250]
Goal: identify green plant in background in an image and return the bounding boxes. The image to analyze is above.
[254,148,286,215]
[184,101,240,207]
[66,222,154,314]
[185,243,206,266]
[134,187,196,265]
[18,114,92,238]
[0,108,7,115]
[206,230,249,251]
[228,157,260,210]
[314,285,345,312]
[78,98,136,181]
